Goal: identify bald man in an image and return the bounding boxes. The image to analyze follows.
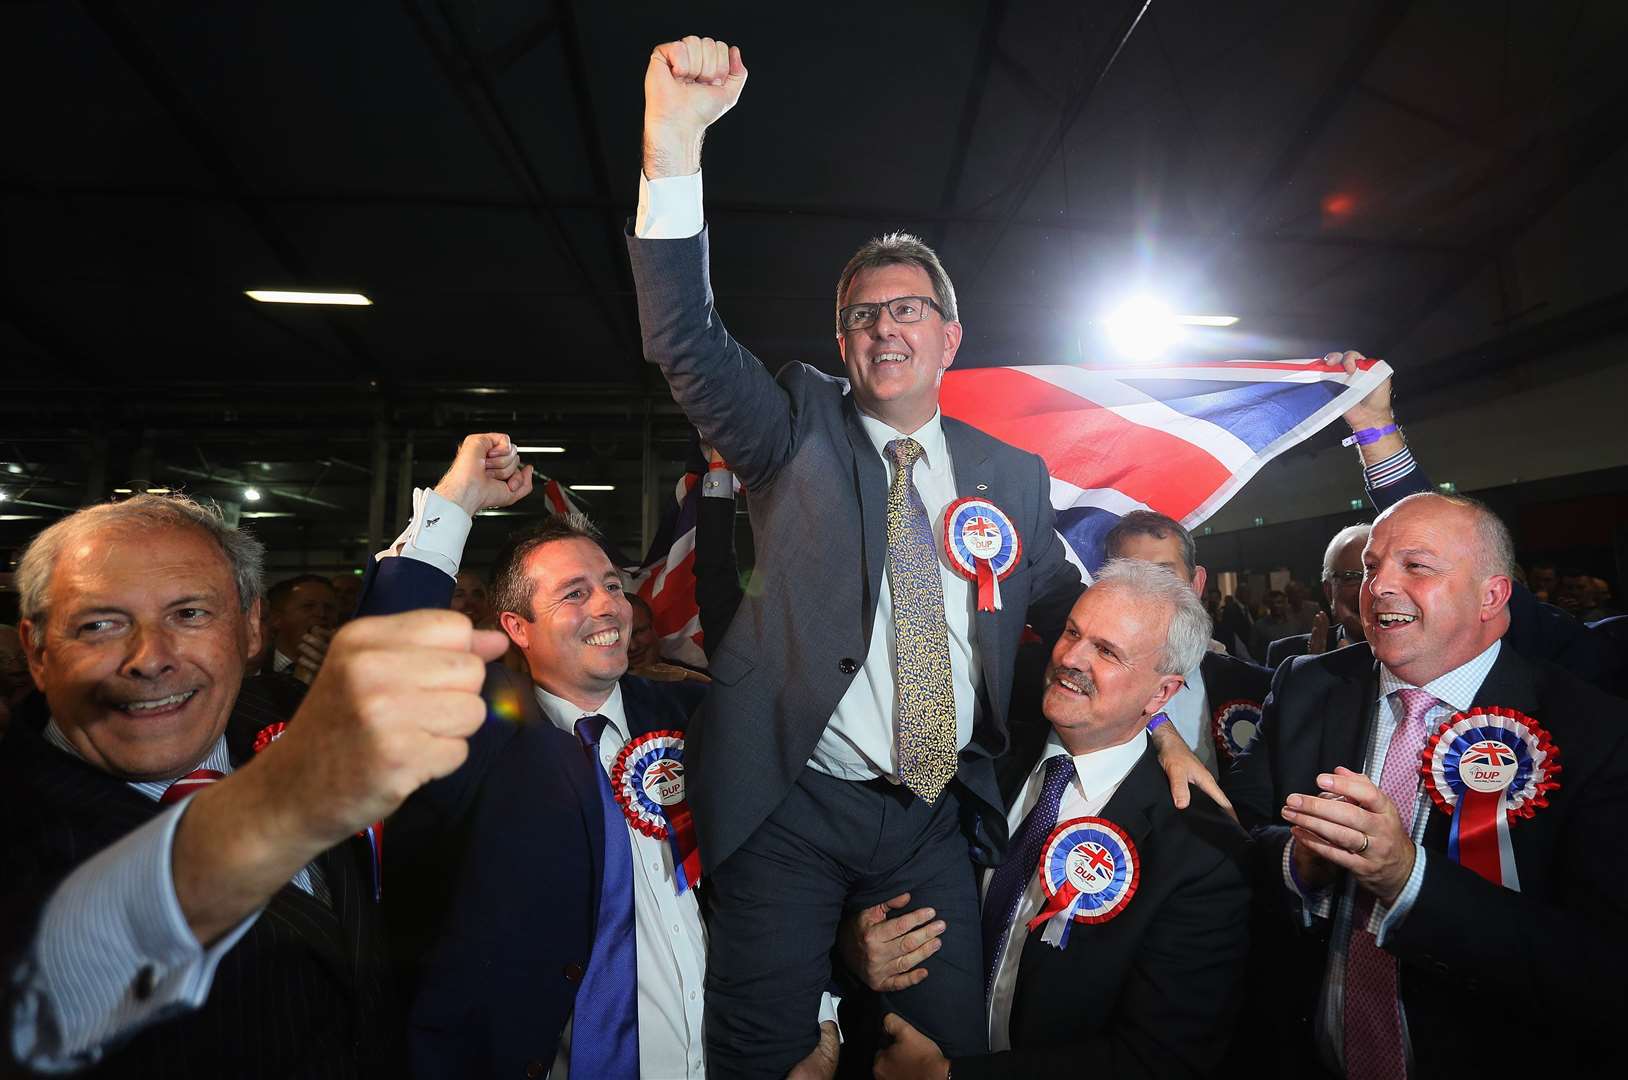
[1230,493,1627,1077]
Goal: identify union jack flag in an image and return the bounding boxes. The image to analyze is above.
[1465,739,1517,767]
[629,471,708,668]
[939,358,1393,576]
[538,476,581,519]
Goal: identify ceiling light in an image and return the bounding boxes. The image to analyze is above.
[145,487,171,495]
[243,487,262,502]
[1176,314,1240,327]
[515,445,566,454]
[569,484,615,492]
[0,514,44,522]
[240,511,296,519]
[0,491,8,502]
[1103,296,1180,361]
[246,290,372,306]
[5,464,21,475]
[113,487,133,494]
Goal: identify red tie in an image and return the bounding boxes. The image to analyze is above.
[1344,688,1437,1080]
[160,769,225,805]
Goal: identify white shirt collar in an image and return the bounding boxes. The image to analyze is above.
[1377,639,1502,712]
[1034,727,1149,803]
[857,407,949,473]
[41,718,232,800]
[533,681,628,741]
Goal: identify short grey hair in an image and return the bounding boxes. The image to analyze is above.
[16,494,265,645]
[1378,492,1514,580]
[1322,523,1371,582]
[835,231,959,326]
[1090,558,1212,675]
[489,512,606,621]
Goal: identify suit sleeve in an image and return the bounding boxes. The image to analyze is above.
[952,827,1251,1080]
[1382,712,1628,1019]
[627,228,796,491]
[1019,453,1083,644]
[694,474,744,658]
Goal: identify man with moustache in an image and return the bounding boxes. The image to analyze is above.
[357,433,839,1079]
[853,560,1249,1079]
[1229,492,1628,1076]
[2,493,506,1077]
[627,36,1219,1075]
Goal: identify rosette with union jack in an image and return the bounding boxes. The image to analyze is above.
[1025,816,1139,948]
[610,729,702,894]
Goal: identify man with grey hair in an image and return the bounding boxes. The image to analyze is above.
[628,34,1220,1073]
[1265,523,1372,669]
[854,560,1251,1078]
[1231,491,1628,1076]
[1,493,509,1076]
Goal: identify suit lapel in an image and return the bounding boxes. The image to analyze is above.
[843,398,889,638]
[1320,654,1379,774]
[942,418,1010,733]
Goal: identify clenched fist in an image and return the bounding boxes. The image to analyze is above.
[643,35,748,179]
[433,432,534,517]
[258,609,510,850]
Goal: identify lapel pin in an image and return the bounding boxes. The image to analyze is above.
[976,483,988,491]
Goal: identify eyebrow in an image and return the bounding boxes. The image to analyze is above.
[64,594,214,619]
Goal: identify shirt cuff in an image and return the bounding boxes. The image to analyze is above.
[1374,842,1427,946]
[1282,838,1332,926]
[374,488,471,579]
[14,802,260,1070]
[1363,446,1416,490]
[635,170,705,239]
[701,469,737,499]
[817,991,843,1044]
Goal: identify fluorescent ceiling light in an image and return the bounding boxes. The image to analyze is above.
[243,487,262,502]
[515,445,566,454]
[246,290,372,306]
[240,511,296,519]
[1176,314,1239,327]
[0,491,8,502]
[113,487,133,494]
[5,464,21,474]
[145,487,172,495]
[0,514,44,521]
[569,484,615,492]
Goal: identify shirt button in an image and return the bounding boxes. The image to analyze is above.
[133,965,158,1001]
[689,990,698,1001]
[838,658,858,674]
[652,862,663,874]
[672,924,681,935]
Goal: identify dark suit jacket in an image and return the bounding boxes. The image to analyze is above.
[358,553,695,1078]
[954,717,1250,1079]
[0,678,392,1079]
[1199,649,1272,765]
[1228,641,1628,1075]
[627,228,1083,871]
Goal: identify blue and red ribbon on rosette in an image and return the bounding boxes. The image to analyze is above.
[943,497,1022,613]
[611,729,703,894]
[1025,816,1139,948]
[1419,706,1560,891]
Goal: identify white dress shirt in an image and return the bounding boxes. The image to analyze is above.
[535,683,709,1080]
[1162,661,1219,777]
[981,729,1147,1051]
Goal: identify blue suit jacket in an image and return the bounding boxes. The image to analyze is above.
[359,555,695,1078]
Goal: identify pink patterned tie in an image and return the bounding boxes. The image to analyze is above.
[1343,687,1437,1080]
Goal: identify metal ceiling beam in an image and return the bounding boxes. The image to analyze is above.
[402,0,633,361]
[1377,72,1628,356]
[931,0,1010,249]
[1218,0,1414,238]
[81,0,378,378]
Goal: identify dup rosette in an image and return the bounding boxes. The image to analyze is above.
[1419,706,1560,891]
[1211,699,1263,763]
[942,497,1022,612]
[610,729,702,894]
[1025,815,1139,948]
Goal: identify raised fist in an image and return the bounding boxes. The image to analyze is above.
[256,609,510,850]
[433,432,534,517]
[643,35,747,178]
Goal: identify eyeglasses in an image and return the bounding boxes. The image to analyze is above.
[837,295,945,332]
[1327,570,1364,587]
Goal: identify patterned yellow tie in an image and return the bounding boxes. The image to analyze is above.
[885,437,958,803]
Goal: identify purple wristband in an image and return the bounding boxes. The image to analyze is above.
[1146,712,1170,734]
[1341,423,1398,448]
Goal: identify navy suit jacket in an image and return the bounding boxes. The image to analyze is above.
[358,555,695,1078]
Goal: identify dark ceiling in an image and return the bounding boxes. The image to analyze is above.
[5,0,1628,577]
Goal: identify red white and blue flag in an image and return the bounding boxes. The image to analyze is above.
[939,358,1393,576]
[633,357,1390,665]
[539,476,582,519]
[629,471,708,668]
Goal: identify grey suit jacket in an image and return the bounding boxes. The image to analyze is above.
[627,227,1083,872]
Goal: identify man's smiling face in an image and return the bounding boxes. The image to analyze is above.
[501,537,631,709]
[21,524,257,782]
[836,263,961,432]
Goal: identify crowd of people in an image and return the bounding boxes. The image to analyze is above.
[3,33,1627,1080]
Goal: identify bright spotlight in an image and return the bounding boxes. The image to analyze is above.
[1103,296,1180,361]
[243,487,262,502]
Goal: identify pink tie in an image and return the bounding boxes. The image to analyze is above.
[1343,687,1437,1080]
